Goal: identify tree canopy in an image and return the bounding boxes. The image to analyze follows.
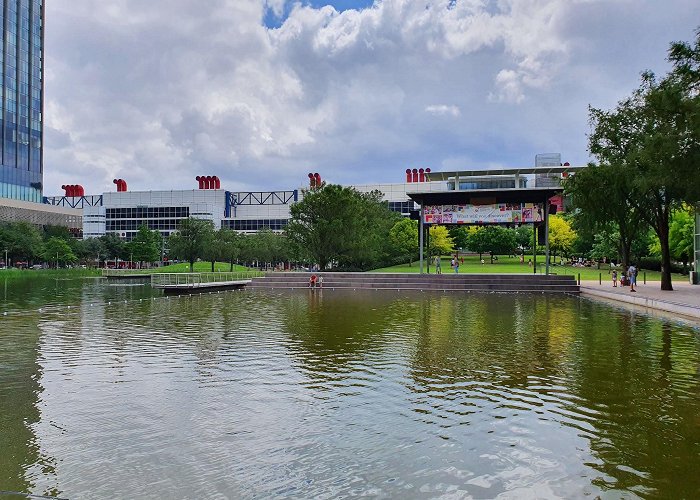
[286,184,400,270]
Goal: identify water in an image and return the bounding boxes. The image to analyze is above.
[1,276,699,499]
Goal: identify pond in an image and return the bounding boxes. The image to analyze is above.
[1,276,699,498]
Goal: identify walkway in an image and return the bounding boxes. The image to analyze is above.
[580,280,700,322]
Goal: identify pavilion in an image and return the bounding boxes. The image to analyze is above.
[407,166,586,274]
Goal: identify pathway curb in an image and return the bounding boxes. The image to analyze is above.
[580,286,700,321]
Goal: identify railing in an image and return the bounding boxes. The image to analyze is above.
[102,268,152,277]
[150,271,262,288]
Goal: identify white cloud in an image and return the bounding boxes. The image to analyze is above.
[425,105,461,117]
[42,0,700,194]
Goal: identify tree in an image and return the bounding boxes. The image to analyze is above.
[566,163,646,268]
[448,226,470,251]
[286,184,400,270]
[428,225,454,257]
[581,31,700,290]
[548,215,577,261]
[0,222,43,264]
[669,207,695,271]
[217,229,242,271]
[466,227,489,260]
[127,225,162,267]
[75,237,106,266]
[43,237,77,267]
[480,226,517,264]
[100,233,127,262]
[515,225,533,255]
[389,218,418,265]
[168,218,214,272]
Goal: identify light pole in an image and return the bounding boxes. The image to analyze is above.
[4,249,7,268]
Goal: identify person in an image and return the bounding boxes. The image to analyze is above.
[528,258,532,266]
[628,264,637,292]
[612,269,618,287]
[434,255,441,274]
[317,275,324,288]
[453,258,460,274]
[309,274,318,288]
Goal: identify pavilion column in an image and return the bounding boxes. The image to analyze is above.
[419,204,425,274]
[544,199,551,276]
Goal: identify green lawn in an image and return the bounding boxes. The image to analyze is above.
[372,255,680,282]
[0,268,101,280]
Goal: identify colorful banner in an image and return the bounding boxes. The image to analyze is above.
[424,203,544,224]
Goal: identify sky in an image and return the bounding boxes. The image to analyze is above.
[43,0,699,195]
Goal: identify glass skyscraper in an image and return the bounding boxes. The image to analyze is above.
[0,0,43,202]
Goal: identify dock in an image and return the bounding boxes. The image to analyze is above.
[150,272,255,293]
[102,269,151,280]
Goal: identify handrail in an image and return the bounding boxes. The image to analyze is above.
[150,271,263,288]
[102,268,151,277]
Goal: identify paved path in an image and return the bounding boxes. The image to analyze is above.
[580,280,700,321]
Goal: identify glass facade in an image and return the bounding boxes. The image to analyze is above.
[222,219,289,231]
[105,207,190,237]
[0,0,43,203]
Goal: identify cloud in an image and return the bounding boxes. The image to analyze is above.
[425,105,461,117]
[42,0,700,194]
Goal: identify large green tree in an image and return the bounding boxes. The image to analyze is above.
[43,237,77,267]
[581,31,700,290]
[389,218,418,265]
[566,163,646,269]
[217,229,242,271]
[127,225,162,267]
[0,222,43,264]
[286,184,399,270]
[168,218,215,272]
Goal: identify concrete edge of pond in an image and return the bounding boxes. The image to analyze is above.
[580,283,700,324]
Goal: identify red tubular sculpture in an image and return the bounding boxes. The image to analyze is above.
[214,176,221,189]
[412,168,419,183]
[314,173,321,186]
[419,168,425,183]
[113,179,128,192]
[308,172,315,188]
[196,176,204,189]
[406,169,412,183]
[425,168,431,180]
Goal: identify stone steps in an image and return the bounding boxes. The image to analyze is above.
[249,273,579,293]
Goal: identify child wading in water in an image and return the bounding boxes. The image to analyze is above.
[612,270,618,287]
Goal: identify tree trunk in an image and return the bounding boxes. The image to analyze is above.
[490,252,494,264]
[230,260,234,272]
[211,260,215,272]
[658,219,673,291]
[620,240,631,269]
[189,260,194,273]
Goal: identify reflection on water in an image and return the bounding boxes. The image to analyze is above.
[1,277,699,498]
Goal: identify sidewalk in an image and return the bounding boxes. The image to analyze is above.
[580,280,700,321]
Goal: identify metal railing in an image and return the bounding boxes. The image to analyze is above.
[150,271,262,288]
[102,268,152,277]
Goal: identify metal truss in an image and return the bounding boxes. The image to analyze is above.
[43,195,104,209]
[225,190,298,218]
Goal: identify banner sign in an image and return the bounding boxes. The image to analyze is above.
[424,203,544,224]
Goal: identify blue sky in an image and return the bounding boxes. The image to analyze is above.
[42,0,700,194]
[264,0,375,28]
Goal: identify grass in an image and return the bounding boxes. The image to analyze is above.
[0,268,101,280]
[371,255,682,282]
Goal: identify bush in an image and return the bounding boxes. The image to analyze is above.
[637,257,686,274]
